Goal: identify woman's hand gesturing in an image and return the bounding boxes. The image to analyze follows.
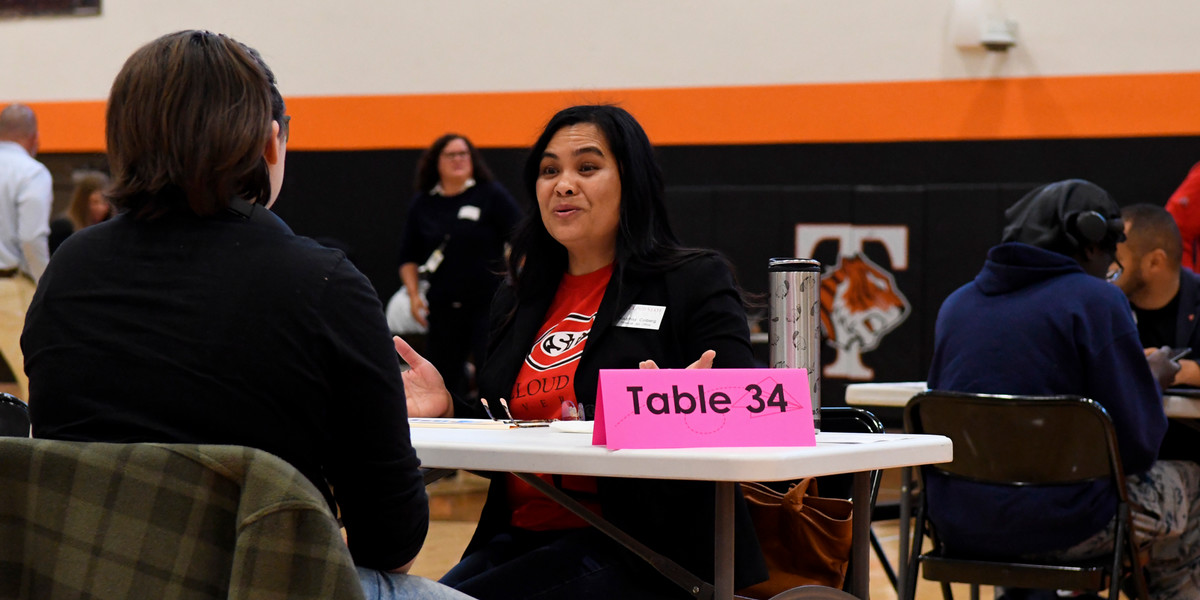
[638,349,716,370]
[394,335,453,418]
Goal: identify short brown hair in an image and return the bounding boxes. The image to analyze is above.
[106,30,282,219]
[1122,203,1184,267]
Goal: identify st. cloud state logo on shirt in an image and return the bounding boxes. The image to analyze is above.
[524,312,595,371]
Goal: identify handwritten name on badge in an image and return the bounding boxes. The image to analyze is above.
[592,368,815,449]
[615,304,665,330]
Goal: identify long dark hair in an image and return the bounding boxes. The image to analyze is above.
[413,133,494,194]
[506,105,718,304]
[66,171,112,229]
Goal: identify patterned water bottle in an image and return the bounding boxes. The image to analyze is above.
[767,257,822,432]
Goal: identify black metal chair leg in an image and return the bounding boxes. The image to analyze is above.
[902,502,926,600]
[939,581,954,600]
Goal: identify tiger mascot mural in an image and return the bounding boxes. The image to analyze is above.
[819,253,910,379]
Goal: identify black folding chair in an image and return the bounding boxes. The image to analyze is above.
[0,393,29,437]
[901,391,1148,600]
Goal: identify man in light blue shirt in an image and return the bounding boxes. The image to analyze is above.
[0,103,52,401]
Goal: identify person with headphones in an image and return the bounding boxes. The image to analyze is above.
[926,180,1200,600]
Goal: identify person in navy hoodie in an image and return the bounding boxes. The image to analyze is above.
[927,179,1200,600]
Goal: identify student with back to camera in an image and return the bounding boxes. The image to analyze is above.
[927,180,1200,600]
[22,30,472,600]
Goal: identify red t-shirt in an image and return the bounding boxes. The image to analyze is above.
[506,264,611,530]
[1167,161,1200,271]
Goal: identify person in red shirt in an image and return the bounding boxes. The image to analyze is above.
[1165,161,1200,270]
[398,105,767,599]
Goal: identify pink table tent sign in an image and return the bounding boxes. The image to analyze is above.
[592,368,816,450]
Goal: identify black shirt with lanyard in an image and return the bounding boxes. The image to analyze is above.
[396,181,520,307]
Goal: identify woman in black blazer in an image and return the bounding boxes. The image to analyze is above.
[399,105,767,599]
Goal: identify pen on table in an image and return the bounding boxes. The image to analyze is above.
[480,398,498,421]
[498,398,516,421]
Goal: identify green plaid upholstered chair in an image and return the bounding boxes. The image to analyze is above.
[0,439,365,600]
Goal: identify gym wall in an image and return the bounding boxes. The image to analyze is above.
[5,1,1198,405]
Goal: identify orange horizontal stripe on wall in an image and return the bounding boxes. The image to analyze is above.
[26,71,1200,153]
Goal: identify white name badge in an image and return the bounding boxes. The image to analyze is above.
[457,205,481,221]
[615,304,666,330]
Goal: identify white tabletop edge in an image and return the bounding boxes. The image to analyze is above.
[1164,394,1200,419]
[843,381,928,408]
[411,428,952,482]
[844,381,1200,419]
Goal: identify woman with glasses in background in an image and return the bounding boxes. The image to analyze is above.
[398,134,521,412]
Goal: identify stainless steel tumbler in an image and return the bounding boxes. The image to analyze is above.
[767,257,822,432]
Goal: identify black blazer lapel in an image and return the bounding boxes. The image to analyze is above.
[587,273,644,349]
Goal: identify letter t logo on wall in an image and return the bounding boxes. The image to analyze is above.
[794,224,911,380]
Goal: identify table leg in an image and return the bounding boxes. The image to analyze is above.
[851,471,871,600]
[511,472,714,599]
[714,481,735,600]
[421,467,456,486]
[896,465,912,594]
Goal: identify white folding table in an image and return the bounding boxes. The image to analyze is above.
[410,424,952,600]
[844,381,1200,419]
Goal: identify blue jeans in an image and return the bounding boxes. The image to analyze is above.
[439,528,689,600]
[357,567,476,600]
